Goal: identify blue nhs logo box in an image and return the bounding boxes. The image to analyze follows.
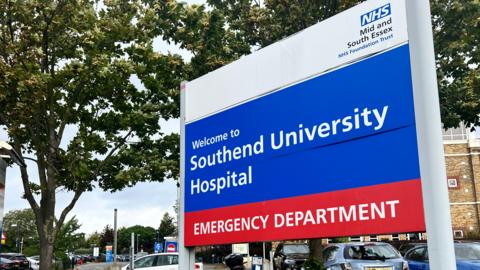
[361,3,391,26]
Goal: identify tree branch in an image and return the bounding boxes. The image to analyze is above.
[56,85,83,148]
[12,139,40,214]
[92,130,133,179]
[55,190,82,233]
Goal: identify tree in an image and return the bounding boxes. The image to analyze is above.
[117,225,157,254]
[0,1,182,269]
[3,209,86,257]
[431,0,480,128]
[100,225,114,250]
[54,216,87,255]
[143,0,251,79]
[86,231,102,248]
[158,212,176,239]
[3,209,38,254]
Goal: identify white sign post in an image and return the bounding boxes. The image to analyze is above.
[406,0,456,269]
[93,247,99,257]
[179,82,195,270]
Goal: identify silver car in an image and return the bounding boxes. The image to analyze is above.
[322,242,409,270]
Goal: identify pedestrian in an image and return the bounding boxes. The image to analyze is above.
[71,256,76,270]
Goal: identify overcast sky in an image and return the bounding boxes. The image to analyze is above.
[2,0,205,235]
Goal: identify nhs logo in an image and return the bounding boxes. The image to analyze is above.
[361,3,391,26]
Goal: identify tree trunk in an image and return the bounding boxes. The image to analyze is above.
[309,239,324,259]
[39,233,55,270]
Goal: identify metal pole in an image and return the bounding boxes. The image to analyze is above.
[16,225,19,253]
[179,82,195,270]
[20,237,23,254]
[0,159,6,255]
[247,243,250,269]
[405,0,456,269]
[136,235,139,254]
[114,209,118,263]
[262,242,266,267]
[130,233,135,270]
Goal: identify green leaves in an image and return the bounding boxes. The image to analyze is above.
[432,0,480,128]
[0,0,183,195]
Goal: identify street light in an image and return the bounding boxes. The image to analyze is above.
[136,234,141,254]
[11,224,19,253]
[0,141,26,167]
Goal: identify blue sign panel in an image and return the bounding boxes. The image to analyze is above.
[106,250,113,263]
[185,44,425,245]
[154,242,163,253]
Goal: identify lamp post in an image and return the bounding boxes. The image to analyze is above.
[11,224,19,253]
[136,234,141,254]
[0,141,26,168]
[113,209,117,263]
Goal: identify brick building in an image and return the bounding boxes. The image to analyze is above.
[443,124,480,239]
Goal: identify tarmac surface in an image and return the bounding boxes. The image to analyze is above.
[76,263,269,270]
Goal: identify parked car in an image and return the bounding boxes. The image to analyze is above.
[0,258,14,270]
[397,242,426,256]
[121,253,203,270]
[322,242,409,270]
[27,256,40,270]
[405,242,480,270]
[273,243,310,270]
[0,253,30,270]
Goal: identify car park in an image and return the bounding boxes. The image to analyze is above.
[322,242,409,270]
[405,242,480,270]
[0,253,30,270]
[121,253,203,270]
[273,243,309,270]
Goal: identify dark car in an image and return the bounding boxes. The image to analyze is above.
[0,258,14,270]
[405,242,480,270]
[0,254,30,270]
[273,243,309,270]
[398,242,426,256]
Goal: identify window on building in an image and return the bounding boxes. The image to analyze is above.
[454,230,464,239]
[447,177,459,189]
[443,123,469,141]
[350,236,363,242]
[369,235,378,242]
[392,234,400,241]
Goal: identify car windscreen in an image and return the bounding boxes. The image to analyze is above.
[284,245,309,254]
[344,245,400,260]
[0,258,12,263]
[455,244,480,260]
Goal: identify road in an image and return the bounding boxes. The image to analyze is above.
[76,263,268,270]
[76,263,227,270]
[77,262,126,270]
